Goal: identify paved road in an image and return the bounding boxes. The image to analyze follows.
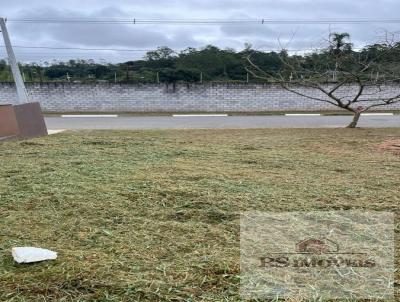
[45,115,400,130]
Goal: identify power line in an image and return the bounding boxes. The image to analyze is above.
[2,45,154,52]
[1,45,369,62]
[0,45,328,52]
[6,18,400,25]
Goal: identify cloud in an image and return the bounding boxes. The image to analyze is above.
[9,7,171,47]
[1,0,400,62]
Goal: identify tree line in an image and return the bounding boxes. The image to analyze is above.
[1,33,400,84]
[0,45,266,83]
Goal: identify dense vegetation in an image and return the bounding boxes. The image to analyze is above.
[1,33,399,84]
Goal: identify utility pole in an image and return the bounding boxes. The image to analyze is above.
[0,18,28,103]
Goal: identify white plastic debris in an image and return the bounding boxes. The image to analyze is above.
[12,247,57,264]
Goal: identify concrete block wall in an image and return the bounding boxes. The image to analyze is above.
[0,82,399,112]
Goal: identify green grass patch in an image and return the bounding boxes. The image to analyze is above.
[0,129,399,301]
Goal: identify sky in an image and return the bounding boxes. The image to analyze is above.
[1,0,400,63]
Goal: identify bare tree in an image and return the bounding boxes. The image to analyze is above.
[246,32,400,128]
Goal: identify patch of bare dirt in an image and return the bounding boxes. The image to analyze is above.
[378,140,400,155]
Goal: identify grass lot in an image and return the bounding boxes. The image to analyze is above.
[0,128,399,301]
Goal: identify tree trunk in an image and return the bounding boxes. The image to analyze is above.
[347,111,361,128]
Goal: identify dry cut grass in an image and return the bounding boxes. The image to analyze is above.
[0,128,399,301]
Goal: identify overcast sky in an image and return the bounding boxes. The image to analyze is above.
[1,0,400,63]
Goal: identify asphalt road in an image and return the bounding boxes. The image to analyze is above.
[45,115,400,130]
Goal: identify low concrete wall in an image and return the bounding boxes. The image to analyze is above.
[0,82,399,112]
